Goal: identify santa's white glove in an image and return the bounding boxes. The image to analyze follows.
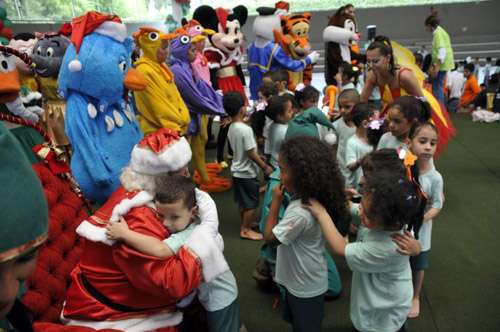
[307,51,320,65]
[5,97,43,123]
[185,223,229,282]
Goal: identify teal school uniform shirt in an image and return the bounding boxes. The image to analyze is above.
[418,168,444,251]
[345,134,373,190]
[376,132,407,150]
[273,199,328,298]
[345,227,413,332]
[285,106,334,140]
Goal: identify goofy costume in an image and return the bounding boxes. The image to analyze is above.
[169,32,231,192]
[133,27,190,136]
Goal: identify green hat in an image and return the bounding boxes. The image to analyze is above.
[0,123,48,263]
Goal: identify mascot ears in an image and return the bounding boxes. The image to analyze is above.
[193,6,219,31]
[193,5,248,32]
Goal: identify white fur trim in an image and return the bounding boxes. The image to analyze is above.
[87,103,97,119]
[76,220,116,246]
[20,92,42,104]
[61,309,182,331]
[68,59,82,72]
[130,137,192,175]
[113,110,124,127]
[105,115,115,132]
[110,191,154,222]
[324,132,338,145]
[185,224,229,282]
[95,21,128,43]
[204,46,243,67]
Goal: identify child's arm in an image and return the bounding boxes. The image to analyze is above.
[423,207,441,222]
[264,184,284,245]
[311,108,335,129]
[247,148,273,175]
[106,218,174,258]
[303,199,347,256]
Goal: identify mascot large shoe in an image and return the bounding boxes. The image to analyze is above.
[133,27,191,136]
[58,11,147,204]
[32,30,71,152]
[169,31,232,193]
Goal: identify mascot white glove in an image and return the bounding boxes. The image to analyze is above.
[307,51,320,64]
[5,96,44,123]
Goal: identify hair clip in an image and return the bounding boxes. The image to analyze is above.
[295,83,306,92]
[406,194,416,201]
[397,148,417,167]
[383,40,389,46]
[368,118,384,130]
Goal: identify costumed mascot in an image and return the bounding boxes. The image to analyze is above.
[247,6,320,101]
[272,3,314,90]
[323,6,365,85]
[8,33,39,92]
[192,5,248,100]
[58,128,229,331]
[0,46,89,326]
[169,30,232,193]
[58,11,146,204]
[32,31,71,151]
[132,27,191,135]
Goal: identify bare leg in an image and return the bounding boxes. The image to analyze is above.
[240,208,263,241]
[409,270,425,318]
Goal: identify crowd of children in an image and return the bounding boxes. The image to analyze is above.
[177,47,444,330]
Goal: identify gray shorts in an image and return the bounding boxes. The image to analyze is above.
[410,250,429,271]
[232,177,260,210]
[207,298,241,332]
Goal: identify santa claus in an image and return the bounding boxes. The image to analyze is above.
[60,128,228,331]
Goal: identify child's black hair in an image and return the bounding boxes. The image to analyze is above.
[282,93,300,110]
[389,96,432,124]
[409,121,438,140]
[464,63,475,73]
[280,136,350,235]
[262,71,273,80]
[367,36,397,76]
[350,102,383,147]
[362,171,425,236]
[340,61,360,85]
[265,95,290,122]
[424,15,440,29]
[294,85,320,108]
[360,149,406,179]
[154,174,197,209]
[338,88,360,104]
[223,91,245,117]
[270,69,289,84]
[259,81,279,99]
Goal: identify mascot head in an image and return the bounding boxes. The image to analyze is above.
[59,12,146,106]
[31,33,70,78]
[0,46,25,102]
[193,5,247,55]
[275,13,312,59]
[170,31,195,63]
[8,33,37,75]
[324,8,357,44]
[133,27,176,63]
[253,7,281,42]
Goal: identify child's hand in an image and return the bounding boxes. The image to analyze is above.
[392,230,421,256]
[106,217,130,241]
[345,187,359,200]
[303,198,327,219]
[263,164,274,176]
[272,184,284,202]
[220,117,232,128]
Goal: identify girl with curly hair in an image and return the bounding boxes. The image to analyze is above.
[306,170,426,332]
[263,136,349,332]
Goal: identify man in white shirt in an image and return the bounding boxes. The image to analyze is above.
[446,63,465,113]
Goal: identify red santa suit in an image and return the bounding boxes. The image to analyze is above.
[61,128,228,331]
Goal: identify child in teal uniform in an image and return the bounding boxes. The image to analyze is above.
[407,122,444,319]
[306,171,426,332]
[265,95,294,168]
[332,89,358,183]
[106,175,241,332]
[285,86,334,140]
[377,96,432,150]
[264,137,349,332]
[345,102,382,192]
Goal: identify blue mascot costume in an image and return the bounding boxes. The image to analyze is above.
[58,12,146,204]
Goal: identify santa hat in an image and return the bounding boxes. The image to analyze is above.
[130,128,192,175]
[275,1,290,15]
[68,11,127,72]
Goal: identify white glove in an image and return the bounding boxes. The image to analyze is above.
[307,51,320,65]
[5,97,43,123]
[216,89,224,96]
[195,189,224,251]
